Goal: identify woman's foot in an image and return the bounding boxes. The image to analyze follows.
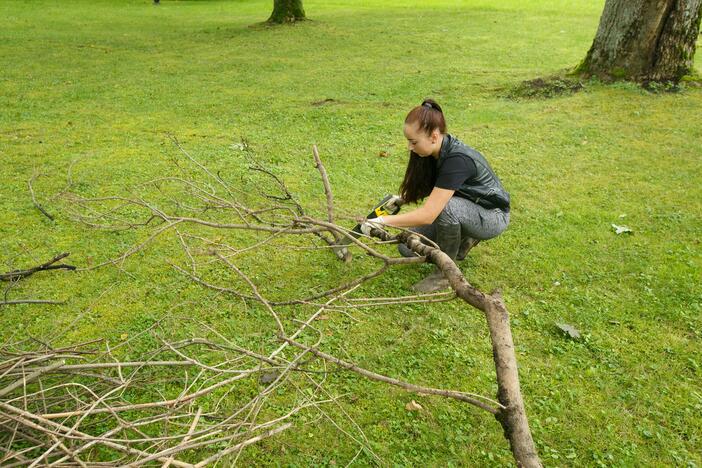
[411,268,451,293]
[456,237,480,261]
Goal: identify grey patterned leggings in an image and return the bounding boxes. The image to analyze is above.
[397,196,510,260]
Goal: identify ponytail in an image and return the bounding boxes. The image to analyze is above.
[405,99,446,136]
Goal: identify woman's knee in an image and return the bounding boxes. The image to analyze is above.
[466,209,509,240]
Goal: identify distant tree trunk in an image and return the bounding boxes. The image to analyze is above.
[267,0,306,24]
[578,0,702,83]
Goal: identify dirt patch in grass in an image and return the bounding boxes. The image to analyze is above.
[311,98,337,106]
[506,76,584,99]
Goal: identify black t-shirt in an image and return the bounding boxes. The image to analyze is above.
[434,153,477,191]
[430,134,510,211]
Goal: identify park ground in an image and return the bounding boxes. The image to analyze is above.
[1,0,701,465]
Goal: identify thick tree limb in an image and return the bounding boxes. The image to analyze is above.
[373,229,542,467]
[484,291,540,468]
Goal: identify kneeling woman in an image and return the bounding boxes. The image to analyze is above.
[363,99,510,293]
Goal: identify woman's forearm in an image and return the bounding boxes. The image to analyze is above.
[381,207,433,228]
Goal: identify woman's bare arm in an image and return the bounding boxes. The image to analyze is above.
[381,187,454,227]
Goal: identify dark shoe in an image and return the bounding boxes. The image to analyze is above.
[456,237,480,261]
[411,268,451,293]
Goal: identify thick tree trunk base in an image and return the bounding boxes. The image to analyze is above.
[577,0,702,84]
[267,0,306,24]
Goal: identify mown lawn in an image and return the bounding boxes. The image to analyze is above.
[1,0,701,465]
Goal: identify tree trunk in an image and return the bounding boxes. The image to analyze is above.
[578,0,702,83]
[267,0,306,24]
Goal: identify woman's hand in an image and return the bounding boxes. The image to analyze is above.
[385,195,404,213]
[360,216,385,236]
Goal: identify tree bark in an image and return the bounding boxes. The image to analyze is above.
[484,294,541,468]
[267,0,306,24]
[390,231,542,468]
[578,0,702,83]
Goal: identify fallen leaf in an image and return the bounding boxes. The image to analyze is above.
[378,151,389,158]
[405,400,423,411]
[230,142,248,151]
[555,322,581,340]
[120,333,129,340]
[611,223,632,235]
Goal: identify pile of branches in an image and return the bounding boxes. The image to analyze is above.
[0,317,346,466]
[1,137,542,466]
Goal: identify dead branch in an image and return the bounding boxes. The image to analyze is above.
[169,261,391,307]
[312,145,335,225]
[311,145,351,262]
[281,336,502,414]
[36,137,542,466]
[247,154,345,260]
[193,422,291,467]
[161,407,201,468]
[1,253,76,282]
[0,300,66,306]
[28,173,54,221]
[0,361,65,398]
[369,228,541,467]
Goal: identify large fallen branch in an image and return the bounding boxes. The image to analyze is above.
[371,228,540,466]
[12,138,543,466]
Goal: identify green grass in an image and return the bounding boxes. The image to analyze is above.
[1,0,701,465]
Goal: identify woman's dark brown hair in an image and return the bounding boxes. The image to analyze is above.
[399,99,447,204]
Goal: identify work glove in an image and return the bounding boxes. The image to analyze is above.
[385,195,404,213]
[360,216,386,236]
